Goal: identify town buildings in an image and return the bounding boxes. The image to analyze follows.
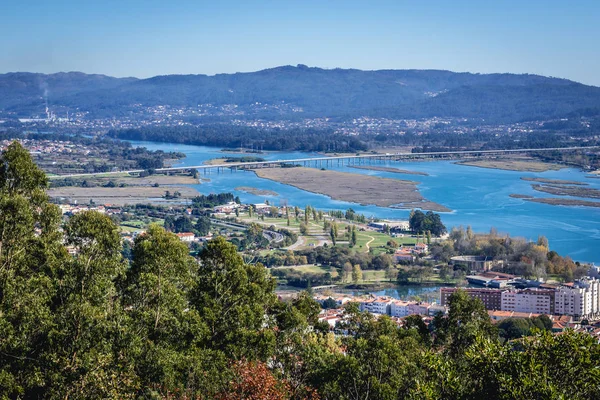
[441,278,600,320]
[450,255,498,272]
[440,287,503,310]
[501,289,555,315]
[554,280,600,320]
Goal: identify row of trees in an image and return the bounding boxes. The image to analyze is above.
[110,125,368,153]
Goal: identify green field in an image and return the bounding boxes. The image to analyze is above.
[233,213,422,253]
[275,264,332,275]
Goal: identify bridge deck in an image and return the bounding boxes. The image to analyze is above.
[50,146,599,178]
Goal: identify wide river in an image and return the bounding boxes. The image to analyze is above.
[131,141,600,264]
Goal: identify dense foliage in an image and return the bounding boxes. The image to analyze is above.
[191,193,236,208]
[109,125,368,153]
[409,210,446,236]
[430,226,589,280]
[1,141,599,399]
[3,68,600,123]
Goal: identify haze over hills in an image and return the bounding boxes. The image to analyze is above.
[1,65,600,123]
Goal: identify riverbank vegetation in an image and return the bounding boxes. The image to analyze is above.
[1,141,599,398]
[109,125,368,153]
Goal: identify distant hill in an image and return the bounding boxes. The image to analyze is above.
[1,65,600,122]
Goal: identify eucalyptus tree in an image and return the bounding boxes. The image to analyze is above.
[0,142,69,397]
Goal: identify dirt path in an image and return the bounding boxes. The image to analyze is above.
[364,235,375,251]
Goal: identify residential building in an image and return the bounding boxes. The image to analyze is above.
[390,300,410,317]
[359,297,394,315]
[176,232,196,242]
[501,289,555,315]
[554,279,600,320]
[440,287,504,310]
[414,242,428,254]
[393,248,414,263]
[213,201,239,213]
[408,302,431,316]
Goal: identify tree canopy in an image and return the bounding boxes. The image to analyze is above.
[0,141,599,399]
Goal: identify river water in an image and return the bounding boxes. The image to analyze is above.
[131,141,600,263]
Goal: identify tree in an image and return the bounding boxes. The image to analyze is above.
[342,262,353,283]
[217,360,292,400]
[299,222,308,235]
[0,142,70,397]
[52,211,134,397]
[192,237,277,359]
[350,226,357,247]
[270,206,279,218]
[439,265,453,281]
[123,225,201,390]
[172,215,194,233]
[195,215,211,236]
[409,210,446,236]
[537,235,549,249]
[352,264,362,284]
[385,265,398,282]
[371,253,393,270]
[397,268,411,284]
[433,289,497,356]
[329,226,337,246]
[322,297,338,309]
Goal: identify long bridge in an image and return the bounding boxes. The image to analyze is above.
[52,146,600,178]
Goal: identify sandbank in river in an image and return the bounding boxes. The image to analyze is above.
[253,167,450,212]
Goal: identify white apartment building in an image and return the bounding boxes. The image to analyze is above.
[501,289,554,315]
[554,279,600,320]
[360,297,393,315]
[498,279,600,320]
[390,300,410,317]
[408,302,431,316]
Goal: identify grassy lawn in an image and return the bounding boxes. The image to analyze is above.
[277,264,331,275]
[121,220,145,228]
[234,214,423,253]
[361,270,387,282]
[119,225,143,233]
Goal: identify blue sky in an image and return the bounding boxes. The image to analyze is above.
[1,0,599,85]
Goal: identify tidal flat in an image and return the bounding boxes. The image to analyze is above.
[252,167,450,212]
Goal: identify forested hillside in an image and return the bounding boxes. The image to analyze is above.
[2,66,600,122]
[0,141,599,399]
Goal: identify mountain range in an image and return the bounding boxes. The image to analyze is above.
[1,65,600,123]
